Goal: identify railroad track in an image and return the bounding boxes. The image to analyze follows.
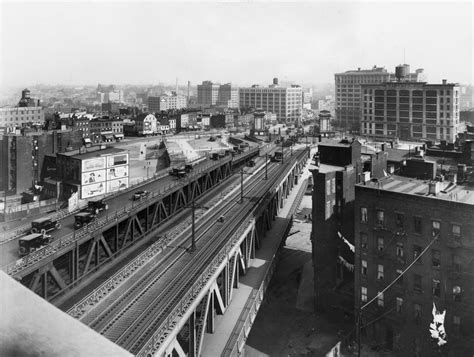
[80,149,307,353]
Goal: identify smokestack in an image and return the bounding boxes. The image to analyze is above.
[273,77,279,86]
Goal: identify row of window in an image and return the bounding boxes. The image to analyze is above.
[360,207,462,239]
[360,287,462,329]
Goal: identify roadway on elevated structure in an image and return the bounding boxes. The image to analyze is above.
[67,148,309,356]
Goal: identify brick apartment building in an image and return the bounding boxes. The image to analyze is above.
[355,175,474,355]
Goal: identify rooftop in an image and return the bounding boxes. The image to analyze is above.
[359,174,474,205]
[58,146,125,159]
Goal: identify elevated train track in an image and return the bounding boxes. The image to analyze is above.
[68,147,310,356]
[4,147,260,301]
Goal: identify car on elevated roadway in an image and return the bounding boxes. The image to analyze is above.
[18,232,51,256]
[169,167,187,179]
[83,199,109,215]
[30,217,61,234]
[74,212,97,229]
[132,190,150,201]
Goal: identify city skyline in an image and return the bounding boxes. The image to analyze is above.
[0,1,472,88]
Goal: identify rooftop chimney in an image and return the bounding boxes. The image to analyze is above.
[442,79,447,85]
[429,181,440,196]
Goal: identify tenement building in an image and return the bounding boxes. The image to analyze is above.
[360,79,460,143]
[239,78,302,124]
[335,65,425,132]
[355,175,474,356]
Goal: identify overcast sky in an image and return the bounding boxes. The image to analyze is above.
[0,1,472,88]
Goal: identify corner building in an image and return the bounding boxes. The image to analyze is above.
[360,80,460,142]
[355,176,474,355]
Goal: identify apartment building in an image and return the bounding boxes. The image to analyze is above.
[355,175,474,356]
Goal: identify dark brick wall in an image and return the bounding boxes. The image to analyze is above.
[355,185,474,356]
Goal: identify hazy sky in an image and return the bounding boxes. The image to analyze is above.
[0,1,472,88]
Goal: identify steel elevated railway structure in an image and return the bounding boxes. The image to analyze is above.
[67,147,309,356]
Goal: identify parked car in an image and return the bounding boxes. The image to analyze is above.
[169,168,187,178]
[30,217,61,234]
[18,232,51,256]
[83,199,109,215]
[132,190,150,201]
[74,212,97,229]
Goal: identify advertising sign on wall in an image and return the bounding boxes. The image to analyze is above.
[82,157,106,172]
[107,154,128,167]
[81,169,106,185]
[107,177,129,193]
[106,165,128,181]
[81,182,106,199]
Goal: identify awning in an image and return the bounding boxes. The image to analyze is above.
[102,134,114,140]
[114,134,124,138]
[83,138,92,143]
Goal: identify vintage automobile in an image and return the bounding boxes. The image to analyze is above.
[30,217,61,234]
[83,199,109,215]
[18,232,51,256]
[132,190,150,201]
[74,212,97,229]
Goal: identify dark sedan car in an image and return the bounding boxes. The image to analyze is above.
[132,190,150,201]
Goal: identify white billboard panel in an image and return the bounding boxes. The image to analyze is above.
[107,154,128,168]
[107,177,129,193]
[82,157,106,172]
[81,169,106,185]
[106,165,128,181]
[81,182,106,199]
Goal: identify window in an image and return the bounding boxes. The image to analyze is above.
[432,250,441,268]
[413,245,422,263]
[377,291,384,307]
[432,220,441,237]
[396,242,404,258]
[396,213,404,228]
[413,216,422,233]
[453,285,462,302]
[326,179,331,195]
[414,303,422,324]
[432,279,441,297]
[376,210,384,225]
[377,237,384,252]
[453,315,461,334]
[361,287,367,302]
[377,264,384,280]
[414,274,422,292]
[452,224,461,242]
[453,255,461,272]
[360,207,368,223]
[361,260,367,276]
[396,269,403,284]
[360,233,368,249]
[396,297,403,313]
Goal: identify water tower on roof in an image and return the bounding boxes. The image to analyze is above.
[395,64,410,82]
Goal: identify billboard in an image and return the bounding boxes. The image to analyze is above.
[106,165,128,180]
[107,154,128,168]
[81,182,106,199]
[81,169,106,185]
[82,157,106,172]
[107,177,129,193]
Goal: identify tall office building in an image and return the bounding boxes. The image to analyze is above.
[335,65,425,132]
[197,81,220,106]
[360,74,460,142]
[355,174,474,356]
[217,83,239,108]
[239,78,302,124]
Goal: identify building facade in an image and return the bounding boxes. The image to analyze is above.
[239,79,302,124]
[158,94,187,111]
[0,89,44,128]
[360,80,460,142]
[197,81,220,106]
[335,65,425,132]
[355,175,474,356]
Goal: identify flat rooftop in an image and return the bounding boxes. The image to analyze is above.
[58,146,126,159]
[359,175,474,205]
[312,163,346,174]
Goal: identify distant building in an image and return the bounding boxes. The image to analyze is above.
[239,78,302,124]
[197,81,220,106]
[318,110,332,133]
[361,77,460,143]
[335,65,425,131]
[148,94,187,112]
[217,83,239,108]
[0,89,44,128]
[89,118,123,143]
[134,113,158,136]
[355,174,474,356]
[102,102,120,115]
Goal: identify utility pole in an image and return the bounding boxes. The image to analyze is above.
[281,140,284,164]
[265,153,268,180]
[190,199,196,252]
[240,167,244,203]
